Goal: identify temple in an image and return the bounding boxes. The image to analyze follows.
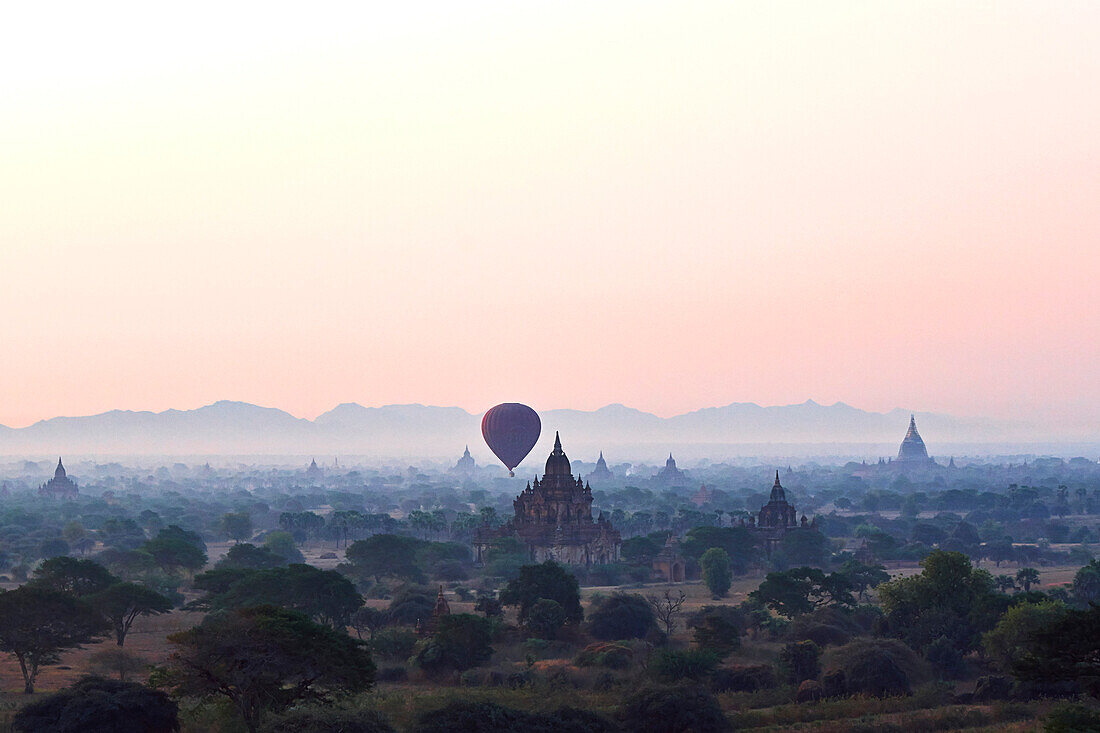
[743,471,814,554]
[39,457,78,499]
[452,445,476,475]
[586,451,614,482]
[474,433,621,566]
[655,453,688,486]
[306,458,323,483]
[896,415,934,464]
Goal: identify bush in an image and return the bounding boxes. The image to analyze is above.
[796,679,823,702]
[1044,703,1100,733]
[821,638,922,697]
[575,642,634,670]
[787,622,851,647]
[12,676,178,733]
[649,649,719,681]
[691,611,741,658]
[778,641,821,684]
[412,613,493,674]
[972,675,1014,702]
[619,684,730,733]
[525,598,566,640]
[370,629,418,660]
[587,593,657,641]
[711,664,777,693]
[411,701,616,733]
[262,707,395,733]
[925,635,965,678]
[375,666,408,683]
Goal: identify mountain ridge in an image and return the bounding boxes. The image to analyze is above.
[0,399,1064,458]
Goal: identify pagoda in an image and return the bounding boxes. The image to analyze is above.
[896,415,934,465]
[655,453,688,486]
[39,457,78,499]
[586,451,614,482]
[474,433,621,566]
[452,445,476,475]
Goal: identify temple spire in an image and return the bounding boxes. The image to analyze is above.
[554,431,562,451]
[774,470,781,486]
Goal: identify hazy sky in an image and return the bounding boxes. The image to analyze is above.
[2,2,1098,431]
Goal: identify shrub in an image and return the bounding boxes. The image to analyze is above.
[925,635,964,678]
[778,641,821,684]
[691,610,741,657]
[711,664,777,693]
[370,629,418,660]
[618,684,730,733]
[576,642,634,670]
[587,593,657,641]
[411,701,616,733]
[1044,703,1100,733]
[972,675,1013,702]
[375,666,408,683]
[821,638,922,697]
[796,679,823,702]
[13,676,178,733]
[412,614,493,674]
[787,622,851,647]
[649,649,719,681]
[262,707,395,733]
[525,598,566,640]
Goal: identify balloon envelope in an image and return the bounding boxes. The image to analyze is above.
[481,403,541,476]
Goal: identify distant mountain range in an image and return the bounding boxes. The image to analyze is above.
[0,399,1075,461]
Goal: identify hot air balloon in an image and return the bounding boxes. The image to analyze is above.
[481,403,541,477]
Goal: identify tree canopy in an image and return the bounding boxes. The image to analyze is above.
[164,605,375,733]
[12,676,179,733]
[0,586,110,693]
[499,560,583,625]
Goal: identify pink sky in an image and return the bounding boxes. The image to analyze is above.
[1,2,1098,432]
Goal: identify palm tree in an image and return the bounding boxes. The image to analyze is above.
[1016,567,1041,592]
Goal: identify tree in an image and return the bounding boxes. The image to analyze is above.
[499,561,582,625]
[995,574,1017,593]
[88,647,150,682]
[0,586,110,693]
[164,605,375,733]
[700,548,732,598]
[1014,604,1100,696]
[647,588,687,637]
[681,526,760,573]
[1016,567,1040,593]
[29,557,116,596]
[344,534,425,583]
[142,530,207,576]
[219,512,254,544]
[837,559,890,601]
[525,599,567,639]
[587,593,656,641]
[982,600,1067,674]
[216,543,287,571]
[195,564,362,630]
[1071,560,1100,605]
[412,613,493,674]
[90,582,174,646]
[350,607,386,640]
[750,567,855,618]
[264,531,305,563]
[877,550,1007,653]
[12,676,179,733]
[776,529,832,567]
